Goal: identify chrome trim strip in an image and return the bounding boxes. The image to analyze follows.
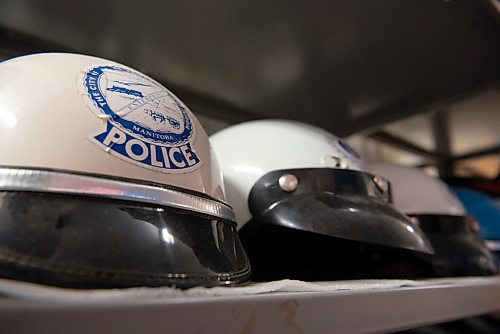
[0,168,236,222]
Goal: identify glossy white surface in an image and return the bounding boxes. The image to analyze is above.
[210,119,365,226]
[368,163,466,215]
[0,53,225,201]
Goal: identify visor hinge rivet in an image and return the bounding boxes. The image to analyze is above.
[279,174,299,192]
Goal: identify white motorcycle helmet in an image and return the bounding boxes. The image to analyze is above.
[0,53,250,288]
[211,120,434,280]
[369,163,497,276]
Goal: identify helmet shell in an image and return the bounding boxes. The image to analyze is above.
[210,119,364,225]
[0,53,225,201]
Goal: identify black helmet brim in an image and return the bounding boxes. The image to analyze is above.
[248,168,434,254]
[412,214,498,276]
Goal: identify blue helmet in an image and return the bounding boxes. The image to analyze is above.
[452,187,500,241]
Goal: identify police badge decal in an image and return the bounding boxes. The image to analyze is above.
[80,65,202,174]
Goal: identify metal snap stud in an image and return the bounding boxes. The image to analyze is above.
[278,174,299,192]
[373,176,388,192]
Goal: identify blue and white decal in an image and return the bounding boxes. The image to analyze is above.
[80,65,201,174]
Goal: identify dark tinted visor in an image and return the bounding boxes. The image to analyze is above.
[0,191,250,288]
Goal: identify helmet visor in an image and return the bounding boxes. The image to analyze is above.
[248,168,434,254]
[411,214,497,276]
[0,191,250,288]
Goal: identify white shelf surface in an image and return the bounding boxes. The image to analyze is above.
[1,277,500,334]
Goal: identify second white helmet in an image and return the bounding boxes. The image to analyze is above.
[210,120,433,254]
